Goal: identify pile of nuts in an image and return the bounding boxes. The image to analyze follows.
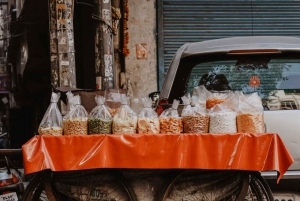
[63,118,88,135]
[237,113,264,133]
[38,127,63,136]
[182,115,209,133]
[137,117,160,134]
[159,117,183,134]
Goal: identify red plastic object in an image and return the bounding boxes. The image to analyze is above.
[22,133,293,182]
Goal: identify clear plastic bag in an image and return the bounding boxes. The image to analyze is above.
[66,91,74,115]
[209,92,238,133]
[159,99,183,134]
[63,95,88,135]
[88,95,112,134]
[137,97,160,134]
[182,95,209,133]
[112,94,138,134]
[38,92,63,136]
[206,90,234,109]
[105,89,122,117]
[193,85,210,108]
[237,92,265,133]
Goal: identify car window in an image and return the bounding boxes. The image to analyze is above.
[188,59,300,110]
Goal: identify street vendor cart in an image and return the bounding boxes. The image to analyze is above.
[21,133,293,201]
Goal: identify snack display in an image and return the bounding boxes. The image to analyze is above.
[38,92,63,136]
[112,94,138,134]
[209,111,237,133]
[64,118,88,135]
[209,92,238,133]
[237,113,264,133]
[38,127,63,136]
[237,92,265,133]
[63,95,88,135]
[159,99,183,134]
[88,95,112,134]
[137,97,160,134]
[206,98,225,109]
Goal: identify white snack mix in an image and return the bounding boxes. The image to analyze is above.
[138,117,160,134]
[113,114,137,134]
[209,111,237,133]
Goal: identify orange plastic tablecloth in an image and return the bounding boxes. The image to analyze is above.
[22,133,293,182]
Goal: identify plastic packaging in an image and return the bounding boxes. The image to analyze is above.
[206,90,234,109]
[112,94,138,134]
[209,93,238,133]
[38,92,63,136]
[237,92,265,133]
[63,95,88,135]
[159,100,183,134]
[137,97,160,134]
[66,91,74,115]
[193,85,210,108]
[88,95,112,134]
[105,90,122,117]
[182,95,209,133]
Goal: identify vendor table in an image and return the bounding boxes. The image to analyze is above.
[22,133,293,183]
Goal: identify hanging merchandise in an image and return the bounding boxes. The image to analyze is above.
[182,95,209,133]
[38,92,63,136]
[112,94,137,134]
[209,93,238,133]
[159,100,183,134]
[137,97,160,134]
[63,95,88,135]
[88,95,112,134]
[237,92,265,133]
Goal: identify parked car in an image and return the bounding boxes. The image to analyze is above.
[157,36,300,200]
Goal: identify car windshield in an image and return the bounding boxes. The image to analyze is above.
[186,57,300,110]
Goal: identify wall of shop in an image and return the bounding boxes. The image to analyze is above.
[125,0,157,113]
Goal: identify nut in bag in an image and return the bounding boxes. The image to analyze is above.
[38,92,63,136]
[237,92,265,133]
[88,95,112,134]
[159,99,183,134]
[112,94,138,134]
[63,95,88,135]
[138,97,160,134]
[181,95,209,133]
[209,92,239,133]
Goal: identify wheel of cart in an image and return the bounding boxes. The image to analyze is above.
[156,169,274,201]
[22,169,138,201]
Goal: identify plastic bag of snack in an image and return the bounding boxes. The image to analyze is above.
[137,97,160,134]
[112,94,138,134]
[193,85,210,108]
[237,92,264,133]
[66,91,74,115]
[105,89,122,117]
[38,92,63,136]
[63,95,88,135]
[209,92,238,133]
[206,90,234,109]
[159,99,183,134]
[182,95,210,133]
[88,95,112,134]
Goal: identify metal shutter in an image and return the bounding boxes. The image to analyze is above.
[158,0,300,89]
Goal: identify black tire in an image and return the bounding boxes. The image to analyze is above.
[156,170,273,201]
[22,169,138,201]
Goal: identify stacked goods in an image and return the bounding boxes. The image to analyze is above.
[237,92,265,133]
[159,100,183,134]
[38,92,63,136]
[137,97,160,134]
[209,92,238,133]
[88,95,112,134]
[63,95,88,135]
[112,94,138,134]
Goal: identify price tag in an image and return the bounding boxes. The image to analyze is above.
[0,192,18,201]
